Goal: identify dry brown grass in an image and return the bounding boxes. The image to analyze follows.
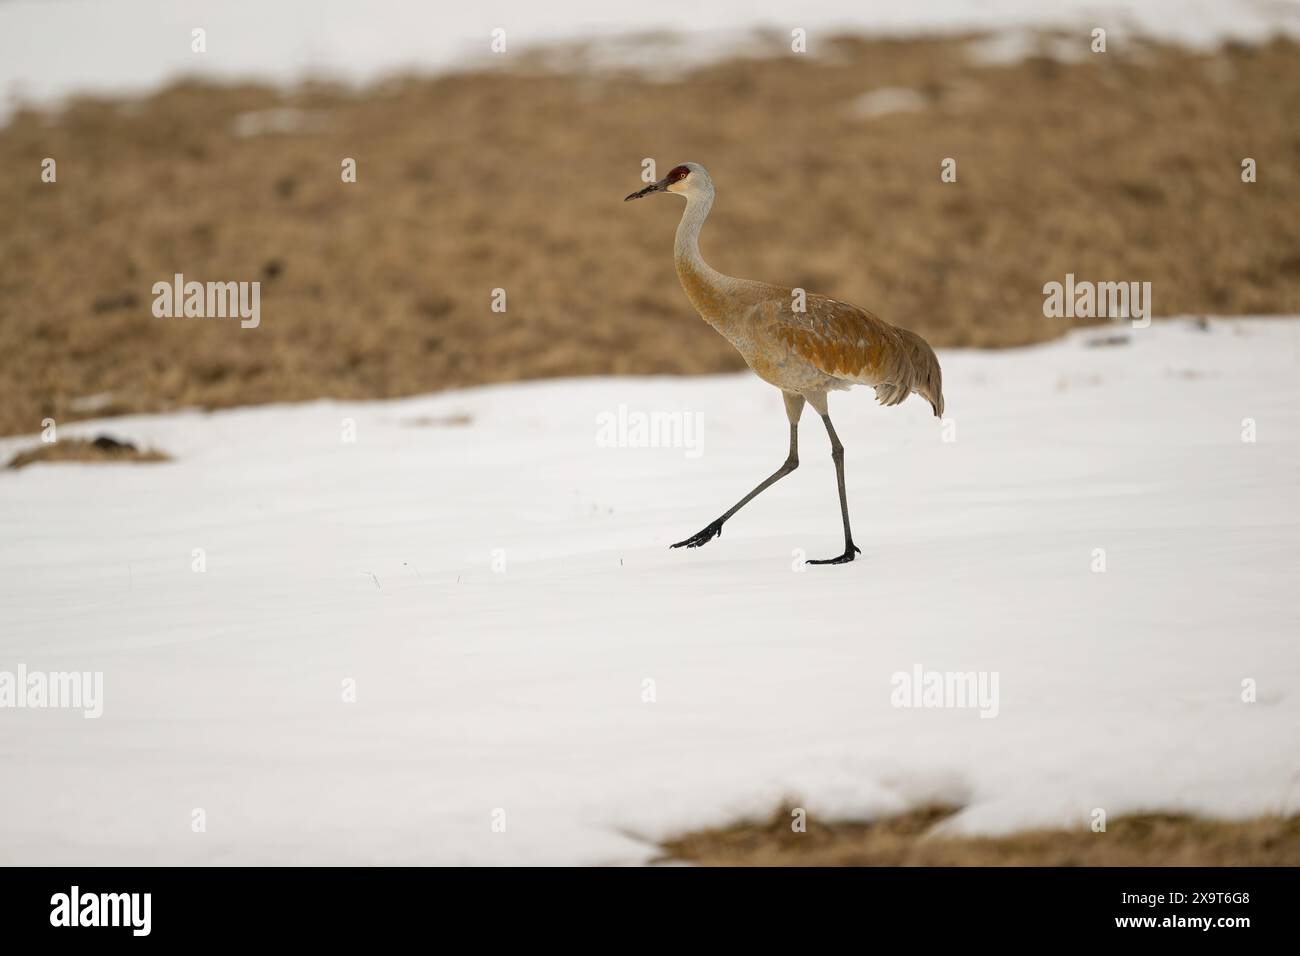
[2,33,1299,436]
[656,803,1300,866]
[5,435,170,469]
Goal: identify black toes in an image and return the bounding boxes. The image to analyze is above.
[670,521,724,550]
[807,547,859,566]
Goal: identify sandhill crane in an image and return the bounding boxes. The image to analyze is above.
[625,162,944,565]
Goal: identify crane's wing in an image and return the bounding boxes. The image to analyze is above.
[767,292,945,417]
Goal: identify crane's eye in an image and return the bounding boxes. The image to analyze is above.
[668,165,690,181]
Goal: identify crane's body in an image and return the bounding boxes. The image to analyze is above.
[626,162,944,564]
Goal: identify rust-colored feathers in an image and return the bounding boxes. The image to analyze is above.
[771,294,945,417]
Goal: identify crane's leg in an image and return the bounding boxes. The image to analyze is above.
[807,396,861,565]
[671,393,804,549]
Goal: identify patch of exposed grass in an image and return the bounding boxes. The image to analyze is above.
[400,413,473,427]
[6,435,170,469]
[656,803,1300,866]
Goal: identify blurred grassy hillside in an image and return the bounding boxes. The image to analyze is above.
[2,32,1299,435]
[658,803,1300,866]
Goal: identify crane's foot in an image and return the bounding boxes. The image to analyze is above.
[670,520,724,550]
[807,543,861,566]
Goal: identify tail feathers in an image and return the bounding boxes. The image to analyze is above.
[873,328,945,418]
[872,382,911,407]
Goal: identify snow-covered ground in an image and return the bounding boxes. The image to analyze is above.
[3,0,1299,122]
[1,317,1297,865]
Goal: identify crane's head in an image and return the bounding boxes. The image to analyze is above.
[624,162,710,202]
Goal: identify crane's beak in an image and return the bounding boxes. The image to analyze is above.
[624,178,668,201]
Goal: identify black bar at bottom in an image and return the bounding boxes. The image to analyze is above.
[0,866,1288,943]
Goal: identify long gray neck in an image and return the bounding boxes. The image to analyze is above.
[674,189,715,265]
[673,188,732,329]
